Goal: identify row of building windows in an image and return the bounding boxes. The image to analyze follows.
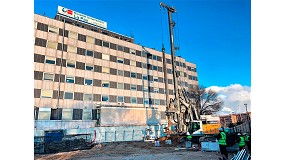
[35,71,175,94]
[34,107,100,121]
[36,23,163,61]
[34,53,198,81]
[34,107,166,121]
[35,22,197,72]
[34,37,198,74]
[35,70,178,94]
[34,89,166,105]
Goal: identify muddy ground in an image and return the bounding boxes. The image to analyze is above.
[35,141,235,160]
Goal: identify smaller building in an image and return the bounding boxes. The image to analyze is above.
[219,112,251,127]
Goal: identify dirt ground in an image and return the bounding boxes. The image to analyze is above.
[34,141,235,160]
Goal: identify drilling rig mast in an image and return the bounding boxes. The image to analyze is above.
[160,2,201,135]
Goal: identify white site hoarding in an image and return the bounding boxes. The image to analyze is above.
[57,6,107,29]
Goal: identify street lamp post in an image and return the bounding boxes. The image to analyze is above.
[244,103,251,134]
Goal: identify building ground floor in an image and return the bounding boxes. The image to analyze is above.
[34,106,168,143]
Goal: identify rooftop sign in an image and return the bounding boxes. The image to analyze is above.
[57,6,107,29]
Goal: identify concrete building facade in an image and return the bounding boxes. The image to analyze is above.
[34,10,198,141]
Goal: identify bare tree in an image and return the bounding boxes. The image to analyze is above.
[188,85,223,115]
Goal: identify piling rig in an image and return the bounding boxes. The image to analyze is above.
[160,2,201,136]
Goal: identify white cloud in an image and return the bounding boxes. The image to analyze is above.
[207,84,251,115]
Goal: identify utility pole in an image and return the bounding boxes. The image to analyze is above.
[160,2,183,133]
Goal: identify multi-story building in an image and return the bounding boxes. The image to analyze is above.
[34,6,198,141]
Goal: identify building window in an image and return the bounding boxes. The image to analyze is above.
[102,81,110,88]
[59,28,69,37]
[86,50,93,57]
[167,69,172,74]
[102,41,110,48]
[154,99,160,105]
[66,60,75,68]
[131,97,137,104]
[43,73,54,81]
[130,60,136,66]
[166,58,171,64]
[117,45,124,51]
[85,64,94,71]
[102,67,110,74]
[152,55,157,60]
[118,96,124,102]
[117,57,124,63]
[144,99,149,105]
[78,34,86,42]
[187,66,191,71]
[72,109,83,120]
[62,109,73,120]
[83,94,93,101]
[102,95,109,102]
[117,70,124,76]
[130,49,136,55]
[35,37,47,47]
[154,88,159,93]
[47,41,57,49]
[153,76,158,82]
[153,65,158,71]
[188,75,192,80]
[142,52,147,57]
[95,38,102,46]
[50,108,62,120]
[85,79,93,85]
[86,36,94,44]
[131,84,137,91]
[45,56,55,64]
[66,76,75,83]
[142,63,147,69]
[48,26,58,34]
[92,109,100,120]
[38,108,51,120]
[110,68,117,75]
[41,90,53,98]
[110,43,117,50]
[76,61,85,70]
[117,83,124,89]
[69,31,77,39]
[83,109,92,120]
[131,72,136,78]
[142,75,148,80]
[102,53,110,60]
[64,92,74,99]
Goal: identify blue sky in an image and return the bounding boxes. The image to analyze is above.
[34,0,251,88]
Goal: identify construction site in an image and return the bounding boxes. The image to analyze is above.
[34,2,251,160]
